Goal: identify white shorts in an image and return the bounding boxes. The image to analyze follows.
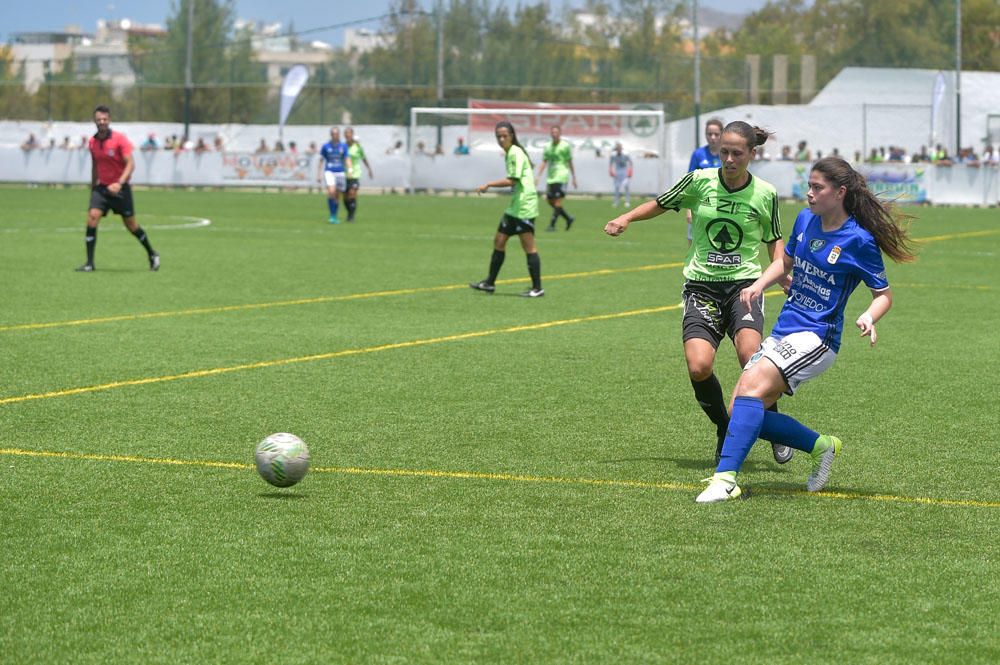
[745,331,837,395]
[323,171,346,191]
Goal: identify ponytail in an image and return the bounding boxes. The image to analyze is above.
[723,121,773,149]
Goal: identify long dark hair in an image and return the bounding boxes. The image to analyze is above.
[811,156,917,263]
[495,121,532,167]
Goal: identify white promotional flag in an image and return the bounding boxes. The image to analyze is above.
[930,71,950,149]
[278,64,310,139]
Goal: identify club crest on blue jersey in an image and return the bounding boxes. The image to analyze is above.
[827,245,842,264]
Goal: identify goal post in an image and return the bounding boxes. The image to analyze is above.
[408,105,667,196]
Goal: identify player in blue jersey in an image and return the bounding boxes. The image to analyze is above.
[606,122,793,467]
[697,156,917,503]
[316,127,352,224]
[685,118,723,246]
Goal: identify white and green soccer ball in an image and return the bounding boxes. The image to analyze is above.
[255,433,310,487]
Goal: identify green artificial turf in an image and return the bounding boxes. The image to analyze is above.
[2,185,998,663]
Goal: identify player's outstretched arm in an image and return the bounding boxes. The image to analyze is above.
[604,199,666,236]
[477,177,515,194]
[740,252,793,311]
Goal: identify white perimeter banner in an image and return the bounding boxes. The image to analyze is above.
[467,99,664,156]
[221,152,315,185]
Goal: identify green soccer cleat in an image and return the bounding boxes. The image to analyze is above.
[807,435,843,492]
[696,471,742,503]
[328,215,340,224]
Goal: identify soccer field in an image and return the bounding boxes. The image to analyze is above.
[2,186,998,664]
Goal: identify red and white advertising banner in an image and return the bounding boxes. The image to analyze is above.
[467,99,664,155]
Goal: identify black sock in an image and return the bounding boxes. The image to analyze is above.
[487,249,505,284]
[345,199,357,218]
[526,252,541,290]
[559,207,572,221]
[549,210,559,227]
[760,401,780,443]
[131,227,155,256]
[85,226,97,265]
[691,374,729,437]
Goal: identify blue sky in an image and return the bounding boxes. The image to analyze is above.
[3,1,773,47]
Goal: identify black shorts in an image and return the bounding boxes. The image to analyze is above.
[497,214,536,236]
[681,279,765,348]
[546,183,567,200]
[89,184,135,218]
[346,178,360,191]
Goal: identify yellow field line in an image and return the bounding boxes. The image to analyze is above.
[917,229,1000,243]
[893,282,995,291]
[3,447,997,509]
[0,303,682,406]
[3,227,994,335]
[0,261,685,333]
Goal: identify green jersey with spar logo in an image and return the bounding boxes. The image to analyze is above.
[347,142,366,179]
[505,144,539,220]
[541,140,573,184]
[657,168,782,282]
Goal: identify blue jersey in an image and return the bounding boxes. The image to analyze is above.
[772,209,889,352]
[688,145,721,171]
[320,141,348,172]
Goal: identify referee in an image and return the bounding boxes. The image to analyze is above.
[76,105,159,272]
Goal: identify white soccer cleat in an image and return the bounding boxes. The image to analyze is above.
[696,472,743,503]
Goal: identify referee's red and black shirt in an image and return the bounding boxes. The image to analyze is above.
[89,130,133,186]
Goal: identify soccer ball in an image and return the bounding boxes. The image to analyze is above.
[254,433,310,487]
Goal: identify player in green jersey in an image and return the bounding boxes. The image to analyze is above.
[537,126,578,232]
[470,121,544,298]
[604,121,794,465]
[343,127,373,222]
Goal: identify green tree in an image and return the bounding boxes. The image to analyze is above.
[962,0,1000,70]
[0,45,36,119]
[35,56,112,121]
[128,0,245,123]
[224,25,268,123]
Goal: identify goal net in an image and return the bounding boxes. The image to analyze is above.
[408,103,667,195]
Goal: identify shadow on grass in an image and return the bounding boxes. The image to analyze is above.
[598,456,781,474]
[257,491,309,500]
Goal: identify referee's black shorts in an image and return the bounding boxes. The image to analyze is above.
[89,184,135,218]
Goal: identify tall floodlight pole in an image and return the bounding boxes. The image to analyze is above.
[955,0,962,152]
[693,0,701,148]
[183,0,194,139]
[435,1,445,151]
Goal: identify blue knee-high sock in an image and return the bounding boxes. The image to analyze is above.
[717,396,765,473]
[759,411,819,453]
[327,197,338,216]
